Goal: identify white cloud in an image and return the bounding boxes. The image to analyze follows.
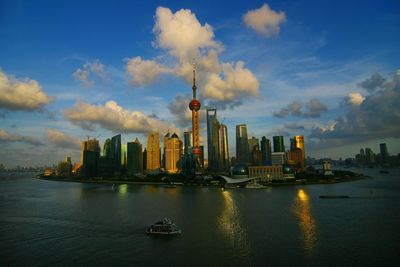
[63,100,179,134]
[204,61,259,102]
[243,3,286,37]
[73,60,109,88]
[126,7,260,109]
[346,92,365,106]
[0,129,43,146]
[46,129,81,150]
[126,56,169,85]
[0,69,52,111]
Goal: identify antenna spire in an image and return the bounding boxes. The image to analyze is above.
[192,62,197,99]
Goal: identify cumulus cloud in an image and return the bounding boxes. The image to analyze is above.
[126,56,169,85]
[73,60,109,88]
[63,100,178,134]
[0,129,43,146]
[0,69,52,111]
[310,70,400,146]
[273,99,327,118]
[358,72,385,92]
[127,7,260,109]
[243,3,286,37]
[345,92,365,106]
[46,129,81,150]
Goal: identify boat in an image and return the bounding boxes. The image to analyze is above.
[380,170,389,174]
[245,182,268,189]
[146,218,182,235]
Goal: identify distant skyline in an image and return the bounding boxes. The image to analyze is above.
[1,0,399,167]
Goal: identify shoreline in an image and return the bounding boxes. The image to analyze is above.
[36,174,367,188]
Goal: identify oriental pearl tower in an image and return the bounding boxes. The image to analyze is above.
[189,64,204,174]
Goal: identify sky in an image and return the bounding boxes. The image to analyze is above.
[1,0,399,167]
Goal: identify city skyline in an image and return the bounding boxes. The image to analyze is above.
[1,0,400,167]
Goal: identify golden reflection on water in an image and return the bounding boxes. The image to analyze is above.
[218,190,250,259]
[292,189,317,255]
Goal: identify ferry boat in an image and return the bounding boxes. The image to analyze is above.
[146,218,182,235]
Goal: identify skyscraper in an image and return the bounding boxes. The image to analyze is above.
[273,136,285,152]
[219,123,230,171]
[127,138,143,176]
[260,136,272,165]
[236,124,250,164]
[290,135,305,170]
[207,108,220,172]
[380,143,389,164]
[103,138,111,157]
[81,138,100,177]
[183,131,193,174]
[188,65,203,174]
[146,132,160,171]
[110,134,122,174]
[164,133,183,173]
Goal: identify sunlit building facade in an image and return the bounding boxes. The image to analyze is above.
[146,132,160,171]
[219,123,230,171]
[164,133,183,173]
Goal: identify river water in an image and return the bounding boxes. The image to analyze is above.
[0,168,399,266]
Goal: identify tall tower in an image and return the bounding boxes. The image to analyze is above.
[189,65,203,174]
[236,124,250,164]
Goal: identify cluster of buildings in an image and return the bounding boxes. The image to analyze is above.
[354,143,397,167]
[55,66,306,181]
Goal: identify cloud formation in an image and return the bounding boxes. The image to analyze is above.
[358,72,385,92]
[126,7,260,109]
[46,129,81,150]
[345,92,365,106]
[243,3,286,37]
[310,70,400,146]
[63,100,177,134]
[0,69,52,111]
[168,94,192,127]
[273,99,327,118]
[73,60,109,87]
[0,129,43,146]
[125,56,169,85]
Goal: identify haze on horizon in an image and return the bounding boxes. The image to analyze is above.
[0,0,399,167]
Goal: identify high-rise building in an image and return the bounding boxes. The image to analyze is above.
[127,138,143,176]
[182,131,193,174]
[164,133,183,173]
[143,148,147,171]
[248,136,259,151]
[260,136,272,165]
[380,143,389,164]
[290,135,305,170]
[121,144,127,167]
[110,134,122,174]
[146,132,160,171]
[81,138,100,177]
[162,132,170,169]
[188,65,203,174]
[365,148,375,165]
[273,136,285,152]
[219,123,230,171]
[207,108,220,172]
[103,138,111,157]
[236,124,250,164]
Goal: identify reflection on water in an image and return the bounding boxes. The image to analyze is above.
[292,189,317,255]
[118,184,128,196]
[218,190,250,260]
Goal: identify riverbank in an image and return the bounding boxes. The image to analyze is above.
[36,173,367,188]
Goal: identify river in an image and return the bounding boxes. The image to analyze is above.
[0,168,399,266]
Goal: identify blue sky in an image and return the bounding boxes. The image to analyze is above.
[1,0,399,167]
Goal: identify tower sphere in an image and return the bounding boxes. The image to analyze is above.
[189,99,201,111]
